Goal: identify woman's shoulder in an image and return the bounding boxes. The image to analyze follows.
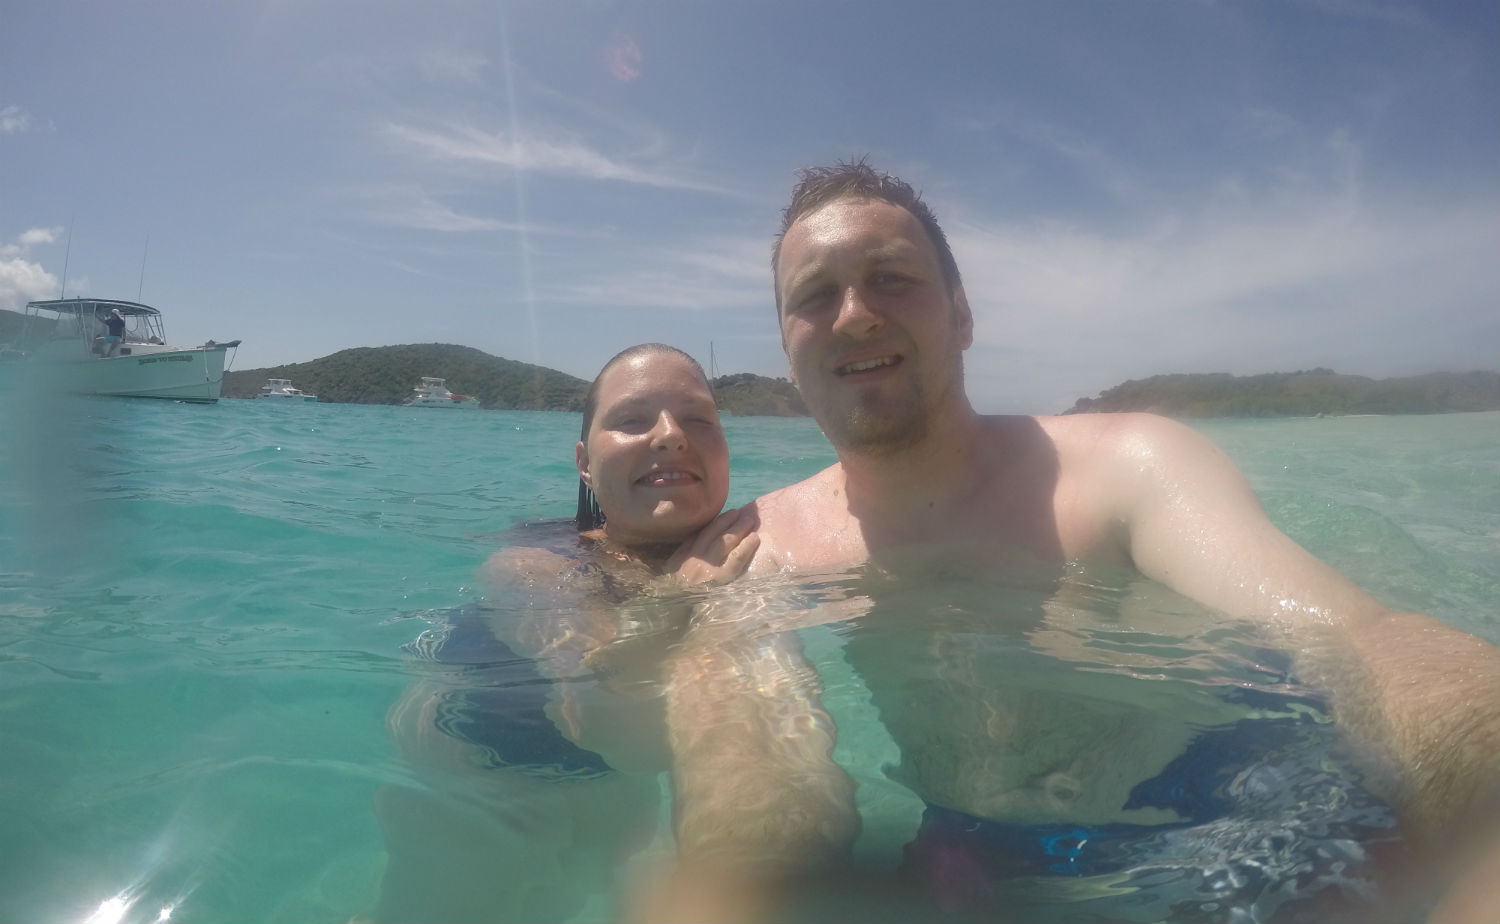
[481,518,592,585]
[480,518,654,594]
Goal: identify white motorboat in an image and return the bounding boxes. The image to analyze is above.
[403,376,479,408]
[258,378,317,402]
[1,297,240,403]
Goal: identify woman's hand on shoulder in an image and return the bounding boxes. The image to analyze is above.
[664,506,761,587]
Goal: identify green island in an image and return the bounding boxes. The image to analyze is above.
[1063,369,1500,417]
[223,342,807,416]
[230,345,1494,418]
[7,308,1494,419]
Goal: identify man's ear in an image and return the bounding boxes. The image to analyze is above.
[780,322,799,388]
[952,286,974,351]
[576,441,592,488]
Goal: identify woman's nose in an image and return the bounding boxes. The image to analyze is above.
[649,411,686,449]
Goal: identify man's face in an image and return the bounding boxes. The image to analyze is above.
[775,197,973,454]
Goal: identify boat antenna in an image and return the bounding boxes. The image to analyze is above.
[58,219,74,298]
[136,234,150,301]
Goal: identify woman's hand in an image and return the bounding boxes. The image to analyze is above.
[664,506,761,586]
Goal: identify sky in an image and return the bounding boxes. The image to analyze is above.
[2,0,1496,414]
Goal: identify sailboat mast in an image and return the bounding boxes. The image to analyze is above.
[137,234,150,301]
[58,222,73,298]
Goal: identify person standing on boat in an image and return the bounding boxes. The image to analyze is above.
[99,308,126,357]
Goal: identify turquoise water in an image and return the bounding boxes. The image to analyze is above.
[0,400,1495,923]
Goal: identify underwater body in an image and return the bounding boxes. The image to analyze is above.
[1,398,1495,923]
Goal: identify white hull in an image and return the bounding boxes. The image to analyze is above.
[403,376,479,408]
[5,298,238,403]
[15,346,230,403]
[258,378,317,402]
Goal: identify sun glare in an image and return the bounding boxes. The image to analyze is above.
[82,895,133,924]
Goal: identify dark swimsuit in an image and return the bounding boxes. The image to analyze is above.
[900,694,1408,922]
[413,603,613,779]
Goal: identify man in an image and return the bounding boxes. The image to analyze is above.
[645,160,1498,921]
[100,307,126,356]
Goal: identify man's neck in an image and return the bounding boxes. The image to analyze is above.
[834,405,996,527]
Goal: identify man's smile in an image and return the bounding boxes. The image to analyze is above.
[835,355,902,376]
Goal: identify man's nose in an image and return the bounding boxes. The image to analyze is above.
[831,286,883,338]
[650,411,686,449]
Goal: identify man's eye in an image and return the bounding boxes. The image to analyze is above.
[794,286,836,312]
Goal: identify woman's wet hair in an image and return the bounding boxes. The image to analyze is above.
[574,343,713,532]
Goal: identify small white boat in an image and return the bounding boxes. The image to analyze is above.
[403,376,479,408]
[1,297,240,403]
[258,378,317,402]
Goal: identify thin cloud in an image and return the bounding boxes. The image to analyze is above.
[338,185,610,236]
[17,228,59,248]
[951,188,1499,409]
[415,49,488,87]
[381,119,749,197]
[1,105,32,135]
[1306,0,1434,28]
[350,186,529,233]
[547,235,768,312]
[313,48,489,92]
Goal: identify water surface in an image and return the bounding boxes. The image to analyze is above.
[0,401,1493,922]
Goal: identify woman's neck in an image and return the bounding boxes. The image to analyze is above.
[585,528,681,572]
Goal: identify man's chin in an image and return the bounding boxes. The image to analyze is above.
[826,408,928,456]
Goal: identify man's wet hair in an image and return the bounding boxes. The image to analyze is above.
[771,156,963,313]
[574,343,713,531]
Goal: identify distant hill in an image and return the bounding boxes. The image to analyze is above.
[223,342,809,416]
[1063,369,1500,417]
[709,372,807,417]
[224,343,589,410]
[0,307,28,343]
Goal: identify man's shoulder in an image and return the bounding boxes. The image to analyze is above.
[743,462,853,574]
[751,462,843,516]
[1032,409,1171,435]
[1030,411,1209,459]
[1021,412,1232,509]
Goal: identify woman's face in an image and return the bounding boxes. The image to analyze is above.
[578,352,729,546]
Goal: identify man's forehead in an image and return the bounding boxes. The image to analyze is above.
[789,195,920,234]
[780,198,931,273]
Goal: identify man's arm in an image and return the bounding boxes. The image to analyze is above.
[629,611,859,923]
[1100,413,1499,909]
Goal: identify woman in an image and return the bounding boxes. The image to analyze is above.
[488,340,757,609]
[473,343,760,761]
[374,343,756,923]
